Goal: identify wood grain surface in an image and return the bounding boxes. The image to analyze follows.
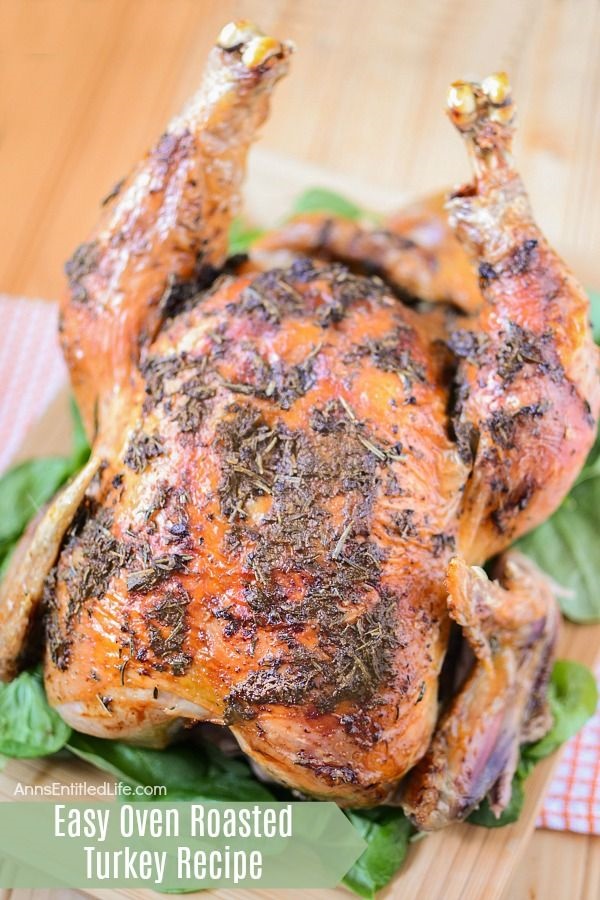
[1,2,599,899]
[1,0,600,299]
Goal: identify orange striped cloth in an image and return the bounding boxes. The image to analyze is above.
[537,677,600,834]
[0,294,598,834]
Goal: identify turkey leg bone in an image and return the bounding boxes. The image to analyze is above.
[444,73,599,563]
[402,551,559,829]
[402,71,599,828]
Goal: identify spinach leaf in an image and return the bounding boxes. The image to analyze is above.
[0,669,71,757]
[0,456,73,551]
[228,218,265,255]
[343,808,412,899]
[515,293,599,623]
[69,730,414,897]
[69,395,91,469]
[0,398,90,574]
[517,463,600,622]
[522,659,597,764]
[291,187,366,221]
[466,776,525,828]
[228,189,371,257]
[468,660,597,828]
[0,551,11,579]
[67,732,274,802]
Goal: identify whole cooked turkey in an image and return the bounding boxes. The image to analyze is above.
[1,22,598,830]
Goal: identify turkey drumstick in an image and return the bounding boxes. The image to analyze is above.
[0,21,291,686]
[61,20,292,444]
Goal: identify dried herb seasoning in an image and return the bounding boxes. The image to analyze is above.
[224,589,400,723]
[144,586,193,676]
[214,394,407,722]
[44,502,133,670]
[496,322,546,382]
[46,252,452,729]
[347,328,427,388]
[64,240,100,304]
[233,269,305,323]
[448,328,487,363]
[220,342,322,410]
[392,509,418,539]
[141,353,189,406]
[215,405,282,522]
[431,532,456,557]
[124,430,164,473]
[226,258,386,328]
[126,551,193,593]
[295,752,358,787]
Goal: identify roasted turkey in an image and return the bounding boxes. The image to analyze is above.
[1,22,598,830]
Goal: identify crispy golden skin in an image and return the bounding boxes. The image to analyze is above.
[46,263,465,803]
[1,37,598,821]
[403,551,559,828]
[253,190,482,315]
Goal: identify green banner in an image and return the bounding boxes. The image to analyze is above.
[0,800,366,890]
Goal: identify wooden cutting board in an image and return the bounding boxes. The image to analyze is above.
[1,151,599,900]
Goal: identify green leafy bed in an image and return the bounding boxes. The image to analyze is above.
[0,190,599,898]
